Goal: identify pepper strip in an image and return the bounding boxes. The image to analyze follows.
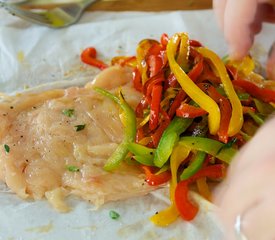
[150,145,190,226]
[166,33,220,135]
[141,166,171,186]
[136,39,159,85]
[127,142,155,166]
[168,89,186,118]
[151,109,171,147]
[196,177,211,201]
[233,79,275,103]
[94,87,136,171]
[180,151,206,180]
[196,47,243,136]
[81,47,108,70]
[149,84,163,131]
[178,136,237,164]
[175,164,225,221]
[198,83,231,143]
[187,48,204,82]
[176,33,189,71]
[176,103,208,118]
[154,117,192,168]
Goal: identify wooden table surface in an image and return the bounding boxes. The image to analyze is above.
[87,0,212,11]
[26,0,212,11]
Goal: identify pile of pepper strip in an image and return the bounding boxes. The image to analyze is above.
[81,32,275,226]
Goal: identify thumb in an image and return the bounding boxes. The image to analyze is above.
[267,42,275,80]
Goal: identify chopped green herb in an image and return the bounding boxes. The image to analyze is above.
[4,144,10,153]
[62,109,74,117]
[74,124,85,131]
[109,210,120,220]
[66,165,80,172]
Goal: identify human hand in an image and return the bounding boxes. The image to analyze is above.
[213,0,275,79]
[214,116,275,240]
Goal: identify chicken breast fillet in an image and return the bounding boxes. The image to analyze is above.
[0,66,154,211]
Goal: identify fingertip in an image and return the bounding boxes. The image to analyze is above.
[228,43,251,61]
[223,0,257,60]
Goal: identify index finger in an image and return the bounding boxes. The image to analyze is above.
[224,0,258,59]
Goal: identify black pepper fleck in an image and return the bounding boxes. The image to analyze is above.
[10,106,14,109]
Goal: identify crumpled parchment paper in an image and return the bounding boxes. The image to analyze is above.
[0,8,274,240]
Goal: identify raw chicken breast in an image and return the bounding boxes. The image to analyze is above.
[0,66,154,211]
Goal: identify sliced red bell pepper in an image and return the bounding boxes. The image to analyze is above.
[174,180,198,221]
[150,85,163,131]
[147,55,163,78]
[133,67,143,92]
[144,72,165,100]
[188,59,204,82]
[233,79,275,103]
[197,61,221,85]
[81,47,108,70]
[142,165,171,186]
[164,73,179,90]
[168,89,187,118]
[187,48,204,82]
[176,103,207,118]
[135,97,148,118]
[198,83,232,143]
[226,65,238,80]
[160,33,169,47]
[189,39,202,47]
[175,164,225,221]
[146,43,166,78]
[151,109,171,147]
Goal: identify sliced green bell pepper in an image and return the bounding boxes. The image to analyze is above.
[180,151,206,181]
[178,136,237,164]
[94,87,136,171]
[154,117,192,168]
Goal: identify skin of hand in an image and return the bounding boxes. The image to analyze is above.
[214,116,275,240]
[213,1,275,239]
[213,0,275,79]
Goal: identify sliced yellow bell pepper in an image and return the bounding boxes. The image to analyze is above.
[166,33,220,135]
[196,177,211,201]
[196,47,243,136]
[176,33,189,71]
[150,144,190,226]
[136,39,158,85]
[228,55,255,76]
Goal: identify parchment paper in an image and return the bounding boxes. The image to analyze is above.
[0,8,274,240]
